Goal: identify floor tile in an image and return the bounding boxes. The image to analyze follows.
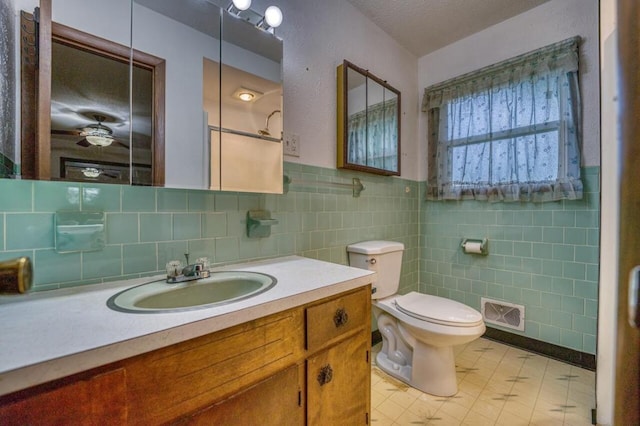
[371,338,595,426]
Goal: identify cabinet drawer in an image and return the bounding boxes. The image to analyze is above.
[306,287,369,352]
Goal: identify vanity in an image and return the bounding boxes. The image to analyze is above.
[0,257,374,425]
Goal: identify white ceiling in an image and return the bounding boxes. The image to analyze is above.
[346,0,551,57]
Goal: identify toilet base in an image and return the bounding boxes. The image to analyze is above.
[376,341,459,397]
[375,351,413,386]
[411,341,458,396]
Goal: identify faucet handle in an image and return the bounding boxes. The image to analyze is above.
[166,260,183,278]
[195,257,210,270]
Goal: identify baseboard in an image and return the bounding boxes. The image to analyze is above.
[370,327,596,371]
[483,327,596,371]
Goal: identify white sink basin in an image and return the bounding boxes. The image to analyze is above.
[107,271,276,313]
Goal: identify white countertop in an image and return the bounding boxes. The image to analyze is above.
[0,256,374,396]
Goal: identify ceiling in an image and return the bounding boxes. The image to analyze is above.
[346,0,551,57]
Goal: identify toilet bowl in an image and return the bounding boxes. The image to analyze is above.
[347,241,486,397]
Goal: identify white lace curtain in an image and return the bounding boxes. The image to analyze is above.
[423,37,583,202]
[348,98,398,172]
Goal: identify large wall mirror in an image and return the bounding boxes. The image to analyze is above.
[3,0,283,193]
[337,60,401,176]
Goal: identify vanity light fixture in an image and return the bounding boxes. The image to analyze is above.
[232,86,263,102]
[227,0,251,15]
[256,5,283,33]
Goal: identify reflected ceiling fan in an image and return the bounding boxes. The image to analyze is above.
[51,114,129,149]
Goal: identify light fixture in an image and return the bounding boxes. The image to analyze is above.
[80,115,115,147]
[227,0,251,15]
[256,5,283,33]
[82,168,101,178]
[232,86,263,102]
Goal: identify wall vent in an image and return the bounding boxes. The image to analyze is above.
[481,297,525,331]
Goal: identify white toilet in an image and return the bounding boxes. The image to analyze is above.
[347,240,486,396]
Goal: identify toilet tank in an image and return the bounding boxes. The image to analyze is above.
[347,241,404,299]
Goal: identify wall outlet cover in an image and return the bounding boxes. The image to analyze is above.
[284,132,300,157]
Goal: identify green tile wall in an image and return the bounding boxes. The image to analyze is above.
[419,167,600,354]
[0,164,600,356]
[0,163,419,295]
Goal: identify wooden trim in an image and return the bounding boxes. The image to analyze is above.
[615,0,640,423]
[153,61,166,186]
[337,60,401,177]
[36,0,52,180]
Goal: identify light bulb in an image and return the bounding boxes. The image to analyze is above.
[264,6,282,28]
[238,92,255,102]
[232,0,251,11]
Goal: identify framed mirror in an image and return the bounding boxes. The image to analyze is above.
[337,60,401,176]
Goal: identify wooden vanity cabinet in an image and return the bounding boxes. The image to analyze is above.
[0,286,371,425]
[305,286,372,425]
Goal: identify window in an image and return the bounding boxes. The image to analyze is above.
[423,37,583,202]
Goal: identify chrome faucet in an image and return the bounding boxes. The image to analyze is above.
[166,254,210,283]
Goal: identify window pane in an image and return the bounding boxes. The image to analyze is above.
[515,131,558,182]
[451,143,490,184]
[446,92,490,140]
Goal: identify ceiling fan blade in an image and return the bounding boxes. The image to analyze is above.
[52,129,82,136]
[114,140,130,150]
[76,138,91,147]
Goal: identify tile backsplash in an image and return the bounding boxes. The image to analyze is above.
[0,163,419,293]
[419,167,600,354]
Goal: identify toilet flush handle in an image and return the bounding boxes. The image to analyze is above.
[366,258,376,265]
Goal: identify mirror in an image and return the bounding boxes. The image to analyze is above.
[8,0,283,192]
[132,0,283,192]
[337,60,401,176]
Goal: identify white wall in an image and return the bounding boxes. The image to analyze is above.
[417,0,600,181]
[249,0,419,180]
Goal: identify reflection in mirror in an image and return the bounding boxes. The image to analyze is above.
[133,0,220,189]
[133,0,283,192]
[217,8,283,193]
[6,0,283,191]
[0,0,16,178]
[16,0,164,185]
[337,60,401,176]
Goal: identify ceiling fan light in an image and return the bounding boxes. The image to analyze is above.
[82,168,101,178]
[85,135,113,147]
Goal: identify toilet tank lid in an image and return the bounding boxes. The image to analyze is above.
[347,240,404,255]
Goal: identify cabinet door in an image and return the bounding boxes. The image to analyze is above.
[0,368,127,426]
[181,364,304,426]
[307,335,370,425]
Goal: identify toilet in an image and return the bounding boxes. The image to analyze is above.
[347,240,485,396]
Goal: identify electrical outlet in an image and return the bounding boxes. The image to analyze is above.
[283,132,300,157]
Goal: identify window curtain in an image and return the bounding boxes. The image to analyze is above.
[422,37,583,202]
[348,97,398,171]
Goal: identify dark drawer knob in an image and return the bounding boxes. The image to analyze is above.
[317,364,333,386]
[333,308,349,328]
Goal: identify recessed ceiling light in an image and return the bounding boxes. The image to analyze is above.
[232,87,263,102]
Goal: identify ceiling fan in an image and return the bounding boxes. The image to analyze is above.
[51,114,129,149]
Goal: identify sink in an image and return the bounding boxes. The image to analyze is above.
[107,271,276,313]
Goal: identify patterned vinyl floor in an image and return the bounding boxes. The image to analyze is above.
[371,338,595,425]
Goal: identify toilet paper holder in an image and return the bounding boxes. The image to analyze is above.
[461,238,489,255]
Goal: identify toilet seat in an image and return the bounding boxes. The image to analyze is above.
[394,292,484,327]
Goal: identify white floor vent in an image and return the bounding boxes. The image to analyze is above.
[481,297,525,331]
